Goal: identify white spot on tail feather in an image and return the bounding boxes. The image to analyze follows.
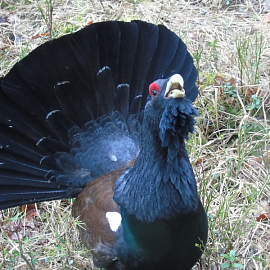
[56,80,70,85]
[110,153,117,161]
[106,212,122,232]
[46,110,61,120]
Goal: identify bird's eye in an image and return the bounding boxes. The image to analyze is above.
[149,82,161,97]
[152,89,158,96]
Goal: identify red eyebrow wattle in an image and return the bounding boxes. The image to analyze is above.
[149,82,160,95]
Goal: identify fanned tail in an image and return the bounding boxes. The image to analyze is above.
[0,21,198,210]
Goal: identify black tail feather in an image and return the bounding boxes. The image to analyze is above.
[4,60,57,123]
[97,67,116,113]
[115,84,130,120]
[0,171,58,188]
[96,21,121,88]
[0,88,49,141]
[0,151,47,177]
[147,24,180,81]
[45,110,75,146]
[118,22,139,86]
[0,190,69,210]
[130,21,159,101]
[183,66,198,102]
[0,125,43,162]
[54,82,91,127]
[130,95,142,116]
[36,137,69,154]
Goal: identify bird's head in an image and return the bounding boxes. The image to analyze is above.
[144,74,198,148]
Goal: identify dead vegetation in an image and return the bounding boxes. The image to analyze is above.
[0,0,270,269]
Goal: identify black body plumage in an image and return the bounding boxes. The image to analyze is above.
[0,21,207,270]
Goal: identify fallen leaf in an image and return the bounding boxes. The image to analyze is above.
[227,97,235,105]
[1,204,39,240]
[195,157,203,166]
[214,75,224,86]
[247,157,262,168]
[263,12,270,24]
[31,32,50,39]
[256,214,268,222]
[214,76,235,97]
[245,86,259,99]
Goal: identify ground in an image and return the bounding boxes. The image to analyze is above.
[0,0,269,269]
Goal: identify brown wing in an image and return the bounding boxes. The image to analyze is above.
[72,160,135,267]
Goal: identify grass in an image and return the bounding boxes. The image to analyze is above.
[35,0,54,37]
[0,0,270,269]
[236,33,263,85]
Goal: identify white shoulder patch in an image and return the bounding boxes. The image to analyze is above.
[105,212,122,232]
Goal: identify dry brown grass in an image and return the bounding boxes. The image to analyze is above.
[0,0,270,269]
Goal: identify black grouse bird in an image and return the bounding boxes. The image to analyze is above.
[0,21,208,270]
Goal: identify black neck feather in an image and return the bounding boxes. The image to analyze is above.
[114,116,198,222]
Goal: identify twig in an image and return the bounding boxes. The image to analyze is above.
[15,229,35,270]
[236,88,247,116]
[99,0,105,10]
[49,5,53,38]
